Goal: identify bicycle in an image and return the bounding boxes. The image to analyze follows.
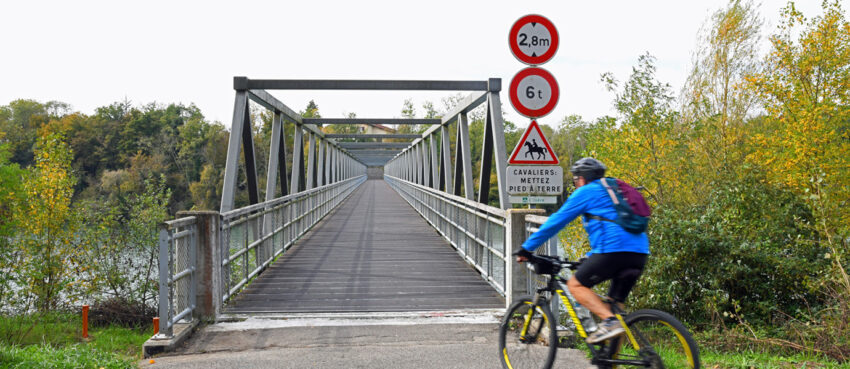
[498,254,700,369]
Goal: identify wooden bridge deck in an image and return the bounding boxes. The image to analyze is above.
[224,179,504,313]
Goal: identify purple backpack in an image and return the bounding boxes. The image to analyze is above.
[614,179,651,217]
[586,178,651,233]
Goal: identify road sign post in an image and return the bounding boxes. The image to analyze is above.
[508,14,563,205]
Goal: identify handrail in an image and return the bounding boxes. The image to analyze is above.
[385,174,509,296]
[219,175,367,303]
[155,216,198,338]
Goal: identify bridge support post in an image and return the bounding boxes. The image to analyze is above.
[505,209,545,308]
[177,210,222,321]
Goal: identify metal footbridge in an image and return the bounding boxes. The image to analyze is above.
[152,77,563,339]
[225,179,503,314]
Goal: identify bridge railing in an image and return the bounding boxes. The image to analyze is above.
[219,175,367,303]
[156,216,198,338]
[386,174,568,308]
[385,174,510,295]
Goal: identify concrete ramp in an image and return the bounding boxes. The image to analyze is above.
[140,322,592,369]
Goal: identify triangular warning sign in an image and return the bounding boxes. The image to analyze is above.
[508,120,559,165]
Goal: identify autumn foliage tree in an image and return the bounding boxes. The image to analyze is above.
[16,132,79,311]
[746,0,850,298]
[596,53,681,206]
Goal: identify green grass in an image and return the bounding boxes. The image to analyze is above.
[569,330,850,369]
[700,349,850,368]
[0,343,136,369]
[0,313,152,368]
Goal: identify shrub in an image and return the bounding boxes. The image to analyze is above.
[633,175,826,325]
[89,297,156,328]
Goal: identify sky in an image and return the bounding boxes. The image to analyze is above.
[0,0,828,130]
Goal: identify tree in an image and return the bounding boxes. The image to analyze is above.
[0,135,25,308]
[79,175,170,307]
[323,112,361,139]
[0,100,51,166]
[682,0,763,182]
[597,54,681,205]
[746,0,850,287]
[16,132,78,311]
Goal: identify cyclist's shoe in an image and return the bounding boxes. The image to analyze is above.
[586,317,624,343]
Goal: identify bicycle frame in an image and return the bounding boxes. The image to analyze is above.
[528,274,650,367]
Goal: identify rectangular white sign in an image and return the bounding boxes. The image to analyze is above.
[507,165,563,195]
[509,196,558,204]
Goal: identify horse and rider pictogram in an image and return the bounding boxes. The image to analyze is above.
[524,139,546,160]
[508,120,559,165]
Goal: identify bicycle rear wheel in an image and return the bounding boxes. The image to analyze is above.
[498,296,558,369]
[616,309,701,369]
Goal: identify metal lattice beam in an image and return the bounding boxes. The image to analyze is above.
[303,118,440,125]
[325,134,420,139]
[234,77,489,91]
[339,142,411,149]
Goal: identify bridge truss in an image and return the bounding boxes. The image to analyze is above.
[151,76,563,343]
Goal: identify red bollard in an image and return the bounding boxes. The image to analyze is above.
[82,305,89,338]
[153,317,160,335]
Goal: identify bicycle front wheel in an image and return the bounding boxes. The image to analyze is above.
[618,309,701,369]
[498,296,558,369]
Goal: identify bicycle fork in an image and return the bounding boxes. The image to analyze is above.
[519,293,547,342]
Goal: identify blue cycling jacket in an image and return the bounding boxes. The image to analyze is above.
[522,179,649,255]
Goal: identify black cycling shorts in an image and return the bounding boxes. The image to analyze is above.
[573,252,648,303]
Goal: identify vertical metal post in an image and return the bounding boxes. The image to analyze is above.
[421,143,428,186]
[328,147,335,184]
[189,223,197,315]
[411,146,418,184]
[290,126,304,194]
[263,113,283,247]
[429,134,439,190]
[278,116,289,196]
[422,140,431,187]
[220,91,248,213]
[317,139,325,187]
[458,113,475,200]
[488,92,510,210]
[440,125,453,192]
[335,148,340,182]
[421,144,427,186]
[306,132,316,189]
[241,105,260,206]
[404,152,409,181]
[478,108,495,205]
[157,226,172,337]
[324,143,331,186]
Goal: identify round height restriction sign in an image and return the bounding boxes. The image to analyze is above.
[509,67,559,118]
[509,14,559,65]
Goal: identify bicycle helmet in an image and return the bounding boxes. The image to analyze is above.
[570,157,607,182]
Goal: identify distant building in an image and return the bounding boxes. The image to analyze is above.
[360,123,396,135]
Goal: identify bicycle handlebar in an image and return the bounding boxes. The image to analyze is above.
[527,253,583,271]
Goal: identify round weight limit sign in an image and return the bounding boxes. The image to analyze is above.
[509,14,559,65]
[509,67,559,118]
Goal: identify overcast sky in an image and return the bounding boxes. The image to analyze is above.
[0,0,826,130]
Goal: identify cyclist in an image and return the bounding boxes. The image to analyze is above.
[514,157,649,344]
